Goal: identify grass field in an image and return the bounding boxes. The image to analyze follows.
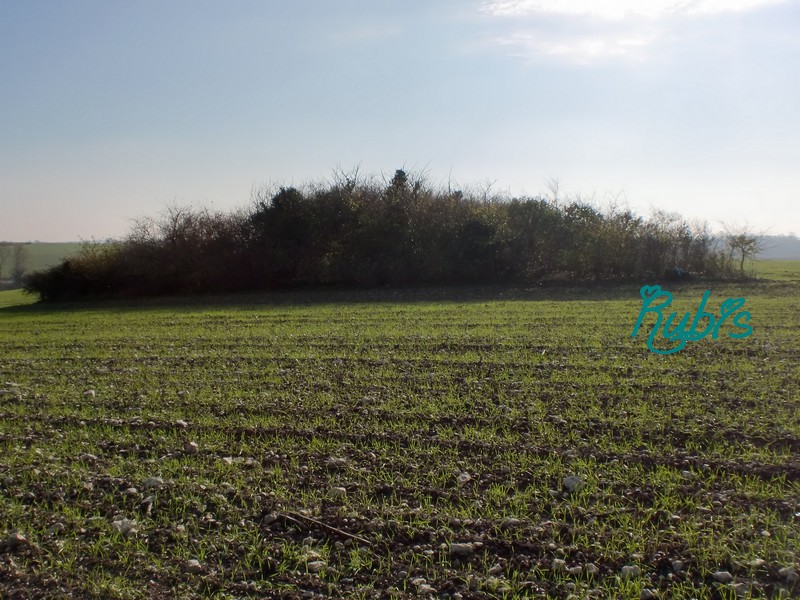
[750,259,800,282]
[0,274,798,598]
[0,289,33,310]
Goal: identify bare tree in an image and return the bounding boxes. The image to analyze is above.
[12,243,27,286]
[0,243,10,280]
[721,222,765,274]
[331,163,363,193]
[544,176,561,206]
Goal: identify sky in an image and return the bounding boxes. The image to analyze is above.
[1,0,798,241]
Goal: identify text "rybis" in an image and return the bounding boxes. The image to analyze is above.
[632,285,752,355]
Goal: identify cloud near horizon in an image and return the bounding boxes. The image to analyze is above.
[479,0,790,63]
[482,0,789,19]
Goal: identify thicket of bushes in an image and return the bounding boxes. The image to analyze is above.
[25,169,732,301]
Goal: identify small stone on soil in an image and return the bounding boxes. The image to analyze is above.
[501,517,521,529]
[562,475,584,494]
[552,558,567,572]
[450,542,475,558]
[778,567,798,585]
[306,560,326,573]
[6,532,28,550]
[111,518,138,536]
[325,456,348,469]
[620,565,641,579]
[731,583,749,598]
[712,570,734,584]
[143,477,164,489]
[329,486,347,500]
[184,558,204,574]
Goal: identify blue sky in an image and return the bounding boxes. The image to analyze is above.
[1,0,798,241]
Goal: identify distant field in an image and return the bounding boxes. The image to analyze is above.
[751,259,800,282]
[0,242,82,280]
[0,279,798,599]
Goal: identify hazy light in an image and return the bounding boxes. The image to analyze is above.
[482,0,788,19]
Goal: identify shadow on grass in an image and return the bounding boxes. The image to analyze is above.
[3,277,787,316]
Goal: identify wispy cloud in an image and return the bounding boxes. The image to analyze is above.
[479,0,789,64]
[481,0,788,19]
[491,27,657,64]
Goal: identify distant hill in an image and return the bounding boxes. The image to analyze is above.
[758,234,800,259]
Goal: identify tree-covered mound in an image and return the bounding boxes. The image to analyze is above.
[25,169,731,301]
